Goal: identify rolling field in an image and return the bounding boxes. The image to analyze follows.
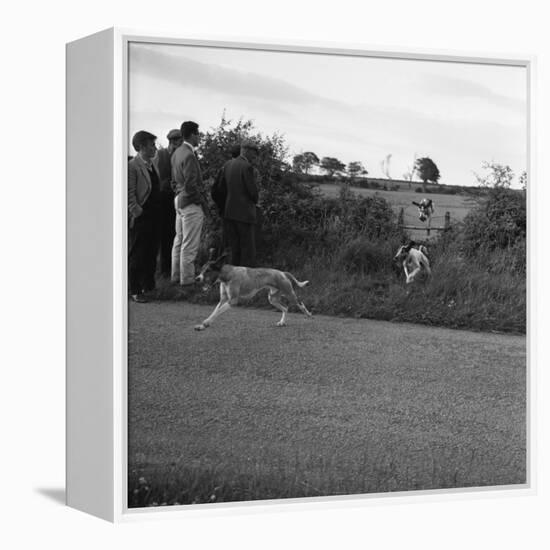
[128,301,526,507]
[317,183,476,240]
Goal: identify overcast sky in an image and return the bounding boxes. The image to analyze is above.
[128,42,527,187]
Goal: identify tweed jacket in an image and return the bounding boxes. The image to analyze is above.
[128,154,160,226]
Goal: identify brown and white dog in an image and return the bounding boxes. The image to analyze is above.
[394,241,431,284]
[193,252,313,330]
[412,198,434,223]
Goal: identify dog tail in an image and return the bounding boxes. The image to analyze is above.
[419,245,429,256]
[284,272,309,288]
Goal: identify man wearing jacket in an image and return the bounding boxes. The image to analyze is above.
[222,140,260,267]
[128,130,161,302]
[170,121,206,287]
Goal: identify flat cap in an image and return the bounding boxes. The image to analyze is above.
[166,129,182,141]
[241,139,259,152]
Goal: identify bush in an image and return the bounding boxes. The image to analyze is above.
[338,237,401,274]
[461,187,526,256]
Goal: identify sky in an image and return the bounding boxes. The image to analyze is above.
[128,42,527,187]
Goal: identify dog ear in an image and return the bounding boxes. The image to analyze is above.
[412,201,420,207]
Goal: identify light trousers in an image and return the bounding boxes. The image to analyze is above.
[171,202,204,285]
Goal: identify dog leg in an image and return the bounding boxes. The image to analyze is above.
[195,284,233,330]
[406,266,420,284]
[268,290,288,327]
[423,261,432,277]
[297,300,313,318]
[287,290,312,319]
[194,301,232,330]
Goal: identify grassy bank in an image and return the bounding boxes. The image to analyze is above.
[147,177,525,334]
[149,238,525,334]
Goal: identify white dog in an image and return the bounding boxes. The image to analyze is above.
[412,198,434,223]
[394,242,431,284]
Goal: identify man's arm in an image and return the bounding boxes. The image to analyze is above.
[182,154,202,203]
[183,154,209,209]
[243,163,259,204]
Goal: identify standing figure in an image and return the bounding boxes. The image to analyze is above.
[128,131,161,302]
[155,128,183,278]
[171,121,206,288]
[221,140,259,267]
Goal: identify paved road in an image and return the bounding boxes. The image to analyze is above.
[128,301,526,498]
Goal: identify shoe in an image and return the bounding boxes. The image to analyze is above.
[130,293,148,303]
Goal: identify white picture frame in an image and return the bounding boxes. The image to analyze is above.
[66,27,535,522]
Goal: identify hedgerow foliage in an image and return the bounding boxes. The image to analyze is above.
[461,187,526,256]
[197,117,403,265]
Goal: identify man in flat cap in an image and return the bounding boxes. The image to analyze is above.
[155,129,183,278]
[220,139,260,266]
[128,130,161,302]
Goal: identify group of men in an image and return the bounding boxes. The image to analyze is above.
[128,120,260,303]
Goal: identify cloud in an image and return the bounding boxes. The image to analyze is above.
[420,73,526,113]
[130,45,342,109]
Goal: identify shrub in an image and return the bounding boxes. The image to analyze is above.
[338,237,401,274]
[461,187,526,256]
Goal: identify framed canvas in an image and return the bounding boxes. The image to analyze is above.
[66,28,535,522]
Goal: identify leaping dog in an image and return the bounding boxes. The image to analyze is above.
[412,198,434,223]
[193,251,313,331]
[394,241,431,284]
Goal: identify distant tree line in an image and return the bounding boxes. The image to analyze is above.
[292,151,443,192]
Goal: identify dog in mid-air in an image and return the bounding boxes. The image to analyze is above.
[412,198,434,223]
[193,250,313,331]
[394,241,431,284]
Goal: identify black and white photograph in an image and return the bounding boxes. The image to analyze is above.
[126,40,527,508]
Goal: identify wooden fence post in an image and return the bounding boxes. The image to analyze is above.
[444,211,451,230]
[398,207,404,230]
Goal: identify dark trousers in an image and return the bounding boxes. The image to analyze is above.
[159,190,176,277]
[224,219,256,267]
[128,210,160,295]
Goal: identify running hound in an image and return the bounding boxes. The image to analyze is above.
[412,198,434,223]
[394,241,431,284]
[193,251,313,330]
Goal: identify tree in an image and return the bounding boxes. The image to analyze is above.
[415,157,441,193]
[474,161,514,189]
[519,171,527,191]
[292,153,306,174]
[292,151,319,175]
[320,156,346,178]
[347,161,368,182]
[197,115,289,255]
[302,151,320,175]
